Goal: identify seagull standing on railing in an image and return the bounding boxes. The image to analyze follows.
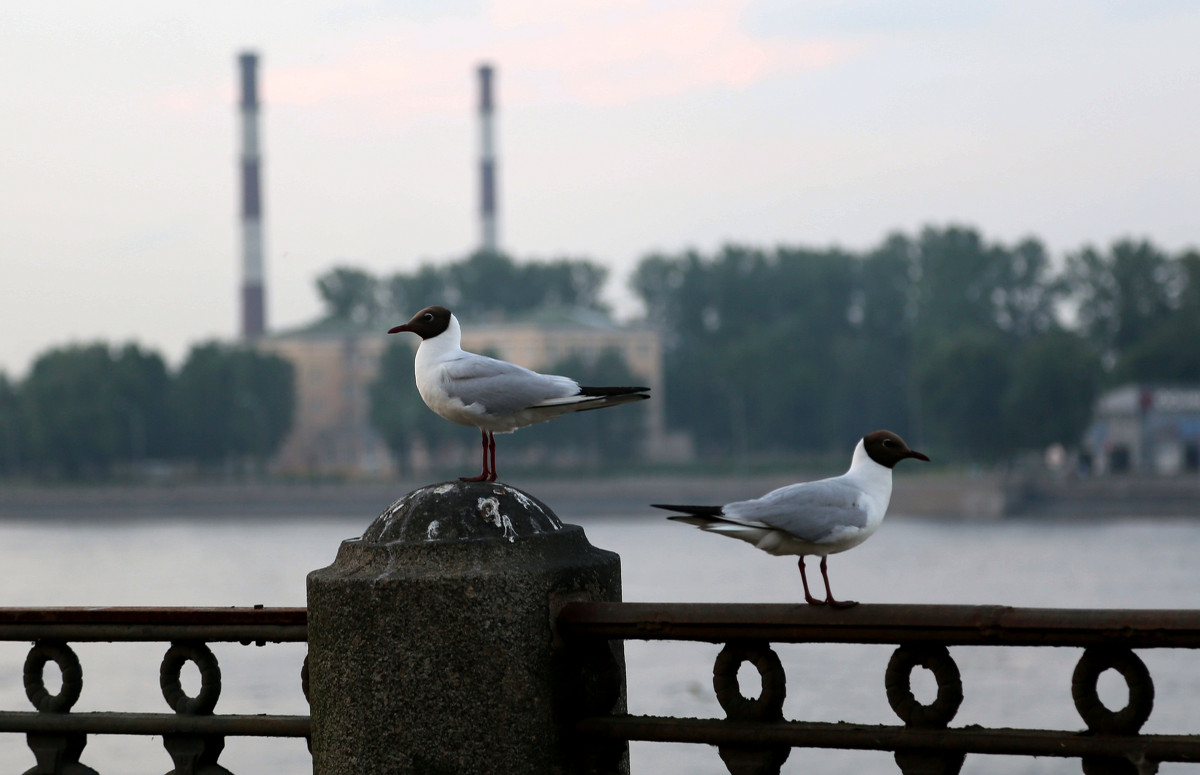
[654,430,929,608]
[388,305,650,482]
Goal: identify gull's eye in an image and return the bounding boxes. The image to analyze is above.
[882,438,896,448]
[423,313,434,321]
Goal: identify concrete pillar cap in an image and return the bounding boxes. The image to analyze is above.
[361,480,564,545]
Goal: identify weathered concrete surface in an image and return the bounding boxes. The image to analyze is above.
[307,480,627,774]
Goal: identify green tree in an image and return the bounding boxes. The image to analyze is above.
[1066,239,1181,361]
[111,344,172,462]
[632,244,863,456]
[1115,320,1200,383]
[632,229,1079,460]
[991,238,1062,339]
[172,342,294,467]
[525,258,609,312]
[383,251,610,322]
[908,226,1062,345]
[1002,331,1102,451]
[1112,250,1200,382]
[316,267,381,323]
[385,264,447,323]
[0,373,23,475]
[908,226,1000,344]
[20,343,169,477]
[629,252,685,336]
[23,345,116,476]
[914,332,1012,461]
[840,237,919,439]
[1176,250,1200,315]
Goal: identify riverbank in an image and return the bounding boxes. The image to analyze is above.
[1,469,1198,521]
[0,470,1000,521]
[4,467,1190,523]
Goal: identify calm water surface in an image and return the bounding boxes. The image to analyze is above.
[0,507,1197,774]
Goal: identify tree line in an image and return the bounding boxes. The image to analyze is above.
[0,342,293,479]
[634,227,1199,462]
[352,229,1200,466]
[3,225,1196,479]
[314,250,609,327]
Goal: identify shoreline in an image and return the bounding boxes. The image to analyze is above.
[2,470,1198,521]
[0,471,982,521]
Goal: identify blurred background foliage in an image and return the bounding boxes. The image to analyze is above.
[2,225,1198,478]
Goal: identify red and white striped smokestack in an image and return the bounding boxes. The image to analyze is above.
[238,51,266,339]
[478,63,498,254]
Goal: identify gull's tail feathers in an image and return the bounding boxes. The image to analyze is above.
[653,504,725,520]
[530,386,650,415]
[658,504,777,549]
[572,385,650,412]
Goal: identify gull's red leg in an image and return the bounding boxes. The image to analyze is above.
[461,430,492,482]
[485,432,497,482]
[821,555,858,609]
[799,557,825,606]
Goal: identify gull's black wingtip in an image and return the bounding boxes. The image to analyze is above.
[579,385,651,397]
[652,503,724,517]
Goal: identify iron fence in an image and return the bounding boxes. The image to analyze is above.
[557,602,1200,775]
[0,606,309,773]
[6,602,1199,773]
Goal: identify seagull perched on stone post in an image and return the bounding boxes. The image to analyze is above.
[388,305,650,482]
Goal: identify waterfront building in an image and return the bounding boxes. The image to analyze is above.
[1082,384,1200,475]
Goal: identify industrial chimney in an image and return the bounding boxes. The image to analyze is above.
[478,64,498,254]
[238,51,266,339]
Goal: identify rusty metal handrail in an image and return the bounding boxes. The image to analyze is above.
[0,711,309,737]
[556,602,1200,647]
[576,716,1200,762]
[558,602,1200,774]
[0,606,311,771]
[0,605,308,642]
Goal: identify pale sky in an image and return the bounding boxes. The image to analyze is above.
[2,1,1199,377]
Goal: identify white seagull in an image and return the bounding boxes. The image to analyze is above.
[654,430,929,608]
[388,305,650,482]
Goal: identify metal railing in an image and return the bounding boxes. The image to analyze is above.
[557,602,1200,775]
[7,602,1199,773]
[0,607,309,773]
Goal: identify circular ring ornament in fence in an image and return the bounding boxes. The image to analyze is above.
[24,641,84,713]
[1071,646,1154,735]
[713,641,787,721]
[301,653,311,704]
[160,641,222,715]
[885,644,963,728]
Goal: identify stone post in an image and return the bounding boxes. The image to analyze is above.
[307,481,627,774]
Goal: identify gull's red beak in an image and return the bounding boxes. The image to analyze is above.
[387,323,412,334]
[908,450,930,462]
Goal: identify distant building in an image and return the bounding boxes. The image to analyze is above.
[258,321,392,478]
[1082,384,1200,475]
[258,310,687,477]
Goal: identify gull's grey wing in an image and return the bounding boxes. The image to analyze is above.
[440,354,578,414]
[722,479,867,544]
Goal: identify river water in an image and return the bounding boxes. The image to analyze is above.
[0,506,1196,774]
